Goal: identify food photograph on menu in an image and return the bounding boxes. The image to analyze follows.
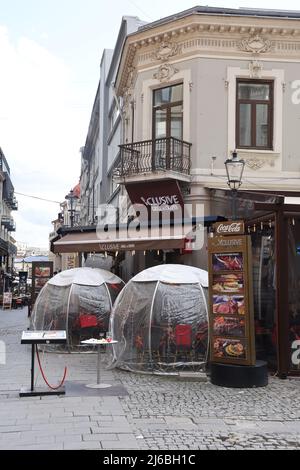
[213,295,245,315]
[212,273,244,293]
[34,266,51,277]
[213,316,245,337]
[213,337,246,359]
[35,278,48,289]
[212,253,243,272]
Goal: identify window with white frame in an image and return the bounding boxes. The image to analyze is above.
[110,103,120,133]
[236,79,273,150]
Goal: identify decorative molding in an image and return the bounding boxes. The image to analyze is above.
[244,158,266,170]
[237,151,281,170]
[248,60,263,78]
[118,17,300,95]
[152,41,181,62]
[153,63,179,82]
[237,35,274,54]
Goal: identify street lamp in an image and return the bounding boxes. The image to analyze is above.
[65,189,79,227]
[224,150,245,220]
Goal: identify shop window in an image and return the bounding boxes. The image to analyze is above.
[236,80,273,150]
[288,220,300,372]
[251,226,277,369]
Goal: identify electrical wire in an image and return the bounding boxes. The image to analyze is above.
[15,192,61,204]
[125,0,154,20]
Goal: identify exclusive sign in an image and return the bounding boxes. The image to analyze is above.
[125,180,184,219]
[214,220,245,236]
[208,234,255,366]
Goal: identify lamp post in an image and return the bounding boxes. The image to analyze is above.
[224,150,245,220]
[65,189,79,227]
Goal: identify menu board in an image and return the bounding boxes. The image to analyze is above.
[208,233,255,366]
[3,292,12,309]
[31,261,53,307]
[18,271,28,295]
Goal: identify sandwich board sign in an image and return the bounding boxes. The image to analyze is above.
[207,221,255,366]
[3,292,12,309]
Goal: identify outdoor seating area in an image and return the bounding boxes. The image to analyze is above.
[0,293,31,310]
[30,267,124,351]
[108,264,209,375]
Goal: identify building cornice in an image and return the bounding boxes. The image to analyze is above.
[116,13,300,96]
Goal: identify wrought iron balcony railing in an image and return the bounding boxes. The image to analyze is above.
[3,192,18,210]
[2,216,16,231]
[115,137,191,179]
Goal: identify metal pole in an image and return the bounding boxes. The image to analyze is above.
[232,189,237,220]
[30,344,35,391]
[96,344,101,384]
[70,197,74,227]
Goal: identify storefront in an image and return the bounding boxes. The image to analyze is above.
[52,188,300,377]
[211,189,300,378]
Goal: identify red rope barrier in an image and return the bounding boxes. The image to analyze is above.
[36,348,67,390]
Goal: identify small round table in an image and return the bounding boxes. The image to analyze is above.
[81,338,117,389]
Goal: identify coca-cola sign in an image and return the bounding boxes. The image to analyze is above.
[214,221,245,235]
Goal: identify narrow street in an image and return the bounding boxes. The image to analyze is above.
[0,307,300,450]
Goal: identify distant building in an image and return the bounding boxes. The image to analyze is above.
[49,182,81,272]
[0,147,18,287]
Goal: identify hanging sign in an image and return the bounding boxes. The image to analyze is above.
[208,223,255,366]
[125,180,185,220]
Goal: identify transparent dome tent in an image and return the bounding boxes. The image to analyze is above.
[108,264,209,374]
[31,267,124,351]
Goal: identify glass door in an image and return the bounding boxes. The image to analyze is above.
[250,223,277,370]
[153,84,183,170]
[287,218,300,373]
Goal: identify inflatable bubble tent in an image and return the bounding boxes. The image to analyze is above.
[108,264,209,374]
[31,267,124,351]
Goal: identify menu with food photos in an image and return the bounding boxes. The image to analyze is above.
[208,230,255,366]
[31,261,53,308]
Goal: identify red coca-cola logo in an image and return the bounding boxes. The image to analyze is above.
[216,222,244,234]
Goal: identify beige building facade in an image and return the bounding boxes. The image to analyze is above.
[114,8,300,200]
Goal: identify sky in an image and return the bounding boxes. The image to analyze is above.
[0,0,300,248]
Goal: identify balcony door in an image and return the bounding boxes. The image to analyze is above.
[152,84,183,170]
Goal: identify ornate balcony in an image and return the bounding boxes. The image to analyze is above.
[2,216,16,232]
[114,137,191,183]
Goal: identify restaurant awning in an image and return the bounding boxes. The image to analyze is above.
[53,226,189,254]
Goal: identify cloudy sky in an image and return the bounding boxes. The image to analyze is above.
[0,0,299,248]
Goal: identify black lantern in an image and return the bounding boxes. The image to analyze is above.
[65,189,79,227]
[224,150,245,220]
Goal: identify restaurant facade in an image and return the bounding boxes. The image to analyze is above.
[53,6,300,377]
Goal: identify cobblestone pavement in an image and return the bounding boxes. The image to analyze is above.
[0,308,300,450]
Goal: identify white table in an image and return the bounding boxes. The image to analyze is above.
[81,338,117,389]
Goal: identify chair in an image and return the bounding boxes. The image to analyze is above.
[78,314,98,328]
[16,298,23,309]
[173,324,193,363]
[134,326,162,369]
[74,314,100,345]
